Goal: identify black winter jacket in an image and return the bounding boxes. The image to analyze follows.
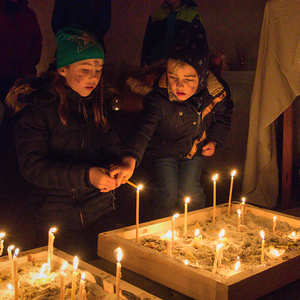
[13,77,121,229]
[122,72,233,165]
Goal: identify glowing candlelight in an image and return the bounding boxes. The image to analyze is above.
[172,213,179,247]
[227,170,236,217]
[115,247,122,300]
[162,230,173,256]
[8,245,14,280]
[0,232,5,256]
[184,197,190,235]
[192,229,202,248]
[136,184,143,243]
[126,180,138,189]
[184,259,189,266]
[212,174,218,227]
[235,260,240,272]
[237,209,241,232]
[241,198,246,224]
[71,256,78,300]
[212,243,223,274]
[273,216,277,234]
[78,272,86,300]
[47,227,56,275]
[13,248,19,300]
[261,231,265,264]
[60,261,67,300]
[7,283,13,296]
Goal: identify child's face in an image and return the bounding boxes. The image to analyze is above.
[167,60,198,101]
[58,59,103,97]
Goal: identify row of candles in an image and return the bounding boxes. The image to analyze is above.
[0,230,124,300]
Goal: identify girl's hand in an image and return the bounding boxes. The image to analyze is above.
[202,141,217,156]
[109,157,136,187]
[89,167,117,192]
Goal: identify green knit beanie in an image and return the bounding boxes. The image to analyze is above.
[56,27,105,69]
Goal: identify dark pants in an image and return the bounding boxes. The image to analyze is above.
[151,157,206,219]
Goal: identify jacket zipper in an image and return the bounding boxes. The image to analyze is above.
[71,189,85,228]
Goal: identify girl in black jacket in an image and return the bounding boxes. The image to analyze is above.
[111,17,233,219]
[6,27,121,260]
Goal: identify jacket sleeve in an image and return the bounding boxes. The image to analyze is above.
[205,85,233,147]
[14,105,91,190]
[121,95,163,165]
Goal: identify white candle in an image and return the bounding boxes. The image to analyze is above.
[273,216,277,233]
[235,260,240,273]
[78,272,86,300]
[192,229,202,248]
[13,248,19,300]
[212,174,218,227]
[115,247,122,300]
[60,261,68,300]
[136,184,143,243]
[241,198,246,224]
[71,256,78,300]
[212,243,222,274]
[47,227,56,275]
[172,213,179,248]
[184,197,190,235]
[227,170,236,217]
[7,245,14,281]
[0,232,5,256]
[237,209,241,232]
[261,231,265,264]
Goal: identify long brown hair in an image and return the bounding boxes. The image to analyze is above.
[52,71,108,130]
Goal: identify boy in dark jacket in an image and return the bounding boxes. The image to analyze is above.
[6,27,121,260]
[111,17,233,219]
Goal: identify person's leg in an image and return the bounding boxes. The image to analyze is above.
[152,158,179,219]
[178,157,206,212]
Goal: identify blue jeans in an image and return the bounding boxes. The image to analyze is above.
[152,157,206,219]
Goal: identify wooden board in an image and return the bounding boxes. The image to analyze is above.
[0,246,161,299]
[97,204,300,300]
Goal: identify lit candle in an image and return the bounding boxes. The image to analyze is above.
[261,231,265,264]
[184,259,189,266]
[47,227,56,275]
[241,198,246,224]
[218,230,225,267]
[237,209,241,232]
[212,174,218,227]
[60,261,68,300]
[172,213,179,248]
[7,283,13,297]
[71,256,78,300]
[7,245,14,280]
[227,170,236,217]
[184,197,190,235]
[115,247,122,300]
[192,229,202,248]
[126,180,138,189]
[136,184,143,243]
[78,272,86,300]
[235,260,240,273]
[212,243,223,274]
[35,263,52,284]
[0,232,5,256]
[273,216,277,234]
[13,248,19,300]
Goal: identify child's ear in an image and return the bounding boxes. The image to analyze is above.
[58,67,67,77]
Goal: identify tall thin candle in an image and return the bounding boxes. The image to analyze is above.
[60,261,67,300]
[212,174,218,227]
[212,244,222,274]
[261,231,265,264]
[13,248,19,300]
[237,209,241,232]
[78,272,86,300]
[241,198,246,224]
[47,227,56,275]
[273,216,277,233]
[115,247,122,300]
[71,256,78,300]
[227,170,236,217]
[172,214,179,248]
[7,245,14,281]
[136,184,143,243]
[184,197,190,235]
[0,232,5,256]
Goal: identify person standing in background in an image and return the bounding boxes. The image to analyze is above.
[140,0,201,68]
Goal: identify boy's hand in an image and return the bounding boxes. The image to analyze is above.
[89,167,117,192]
[202,141,217,156]
[109,157,136,187]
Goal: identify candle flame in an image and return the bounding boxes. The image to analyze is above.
[81,272,86,281]
[61,261,68,272]
[241,197,245,204]
[260,230,265,240]
[49,227,57,234]
[212,174,218,181]
[8,245,14,251]
[235,260,240,272]
[73,256,78,271]
[115,247,122,262]
[217,243,223,250]
[40,263,48,277]
[185,197,190,204]
[219,229,225,239]
[195,229,200,237]
[162,230,172,239]
[172,213,179,219]
[292,232,295,237]
[13,248,19,258]
[137,184,143,191]
[7,283,13,292]
[0,232,5,239]
[273,216,276,221]
[184,260,189,265]
[237,209,241,216]
[231,170,236,177]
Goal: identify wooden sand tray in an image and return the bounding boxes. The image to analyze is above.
[0,246,161,299]
[97,204,300,300]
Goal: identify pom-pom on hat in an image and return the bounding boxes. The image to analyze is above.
[56,27,105,69]
[167,16,209,92]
